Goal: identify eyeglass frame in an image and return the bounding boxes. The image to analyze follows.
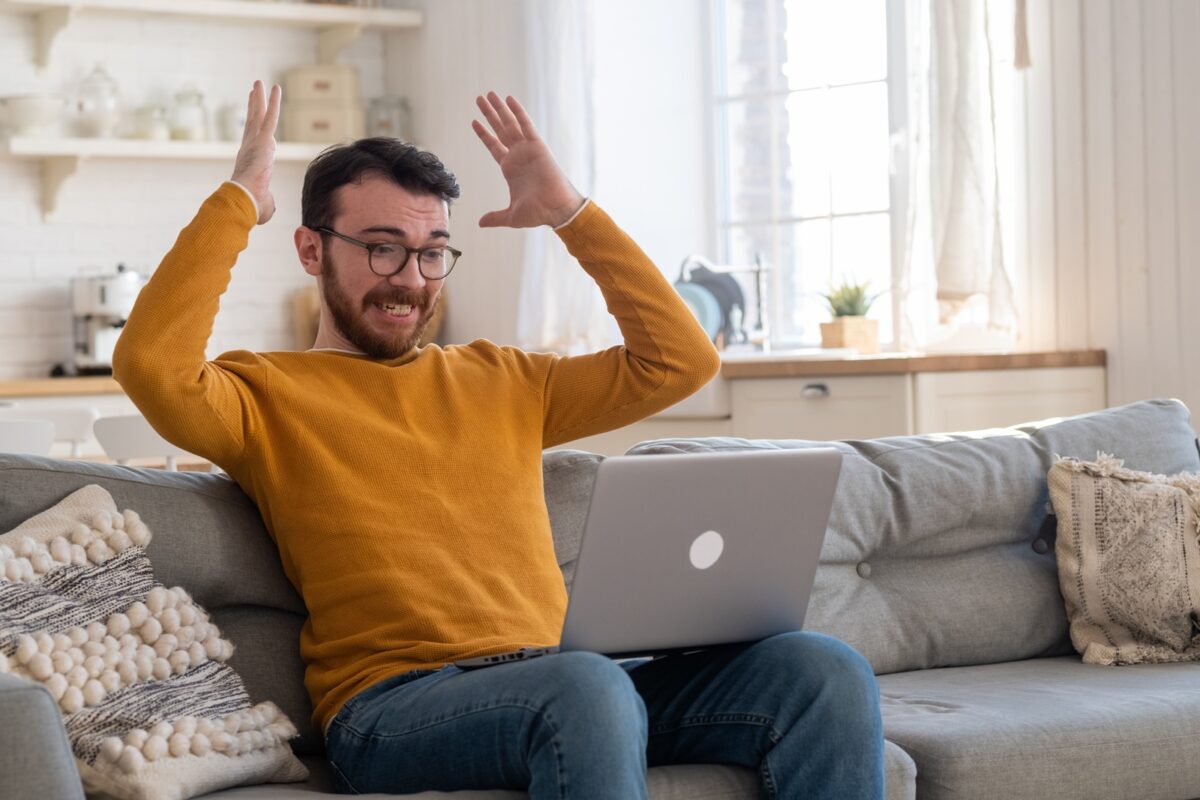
[313,226,462,280]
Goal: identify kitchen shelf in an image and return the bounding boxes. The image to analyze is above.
[0,0,423,67]
[2,136,333,217]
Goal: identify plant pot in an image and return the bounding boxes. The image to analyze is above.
[819,316,879,354]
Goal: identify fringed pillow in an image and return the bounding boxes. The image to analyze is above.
[0,485,307,800]
[1048,453,1200,665]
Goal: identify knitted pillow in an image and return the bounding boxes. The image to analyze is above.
[1048,454,1200,665]
[0,485,307,800]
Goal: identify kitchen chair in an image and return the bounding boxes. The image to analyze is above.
[0,405,100,457]
[93,414,198,471]
[0,418,56,456]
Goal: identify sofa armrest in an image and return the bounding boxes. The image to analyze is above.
[0,673,84,800]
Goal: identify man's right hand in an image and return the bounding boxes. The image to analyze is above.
[230,80,282,225]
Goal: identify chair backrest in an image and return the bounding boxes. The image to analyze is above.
[93,414,196,471]
[0,406,100,457]
[0,419,55,456]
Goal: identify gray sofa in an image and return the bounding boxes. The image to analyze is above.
[2,399,1200,800]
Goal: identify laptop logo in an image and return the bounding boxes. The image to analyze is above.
[689,531,725,570]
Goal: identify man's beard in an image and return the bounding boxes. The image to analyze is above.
[320,251,437,360]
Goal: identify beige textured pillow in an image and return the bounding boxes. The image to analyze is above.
[0,485,307,800]
[1048,454,1200,665]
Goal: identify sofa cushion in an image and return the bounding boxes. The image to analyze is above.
[624,400,1200,675]
[878,656,1200,800]
[199,742,917,799]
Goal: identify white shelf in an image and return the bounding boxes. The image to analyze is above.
[3,136,334,216]
[0,0,422,66]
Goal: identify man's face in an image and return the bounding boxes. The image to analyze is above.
[318,176,449,360]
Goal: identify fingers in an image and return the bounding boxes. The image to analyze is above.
[505,95,539,141]
[471,119,507,163]
[475,91,526,145]
[262,84,282,139]
[242,80,281,144]
[478,208,511,228]
[242,81,264,145]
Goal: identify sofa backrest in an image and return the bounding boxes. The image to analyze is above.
[0,448,603,755]
[623,399,1200,676]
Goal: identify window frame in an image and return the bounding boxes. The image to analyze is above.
[709,0,909,348]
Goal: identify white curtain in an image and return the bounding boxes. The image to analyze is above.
[897,0,1018,351]
[516,0,617,354]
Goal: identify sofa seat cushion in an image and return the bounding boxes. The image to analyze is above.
[879,656,1200,800]
[200,742,917,799]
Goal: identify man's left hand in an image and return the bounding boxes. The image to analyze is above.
[472,92,586,229]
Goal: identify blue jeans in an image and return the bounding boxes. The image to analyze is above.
[324,631,884,799]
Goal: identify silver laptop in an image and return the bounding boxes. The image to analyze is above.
[455,448,842,668]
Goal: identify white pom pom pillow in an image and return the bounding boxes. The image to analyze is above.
[0,484,307,800]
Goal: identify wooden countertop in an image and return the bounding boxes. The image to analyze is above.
[0,376,122,398]
[0,350,1107,395]
[720,349,1106,379]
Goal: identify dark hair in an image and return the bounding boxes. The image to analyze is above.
[301,138,461,230]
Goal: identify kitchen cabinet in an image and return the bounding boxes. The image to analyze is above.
[730,374,914,440]
[553,351,1108,454]
[913,367,1107,433]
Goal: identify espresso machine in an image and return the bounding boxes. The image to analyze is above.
[65,264,146,375]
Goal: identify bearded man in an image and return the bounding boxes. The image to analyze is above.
[113,81,884,799]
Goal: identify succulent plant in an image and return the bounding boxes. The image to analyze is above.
[821,280,878,318]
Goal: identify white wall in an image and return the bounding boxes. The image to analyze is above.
[0,8,390,378]
[1013,0,1200,414]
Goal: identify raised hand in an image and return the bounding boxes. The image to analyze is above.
[471,92,585,229]
[230,80,282,225]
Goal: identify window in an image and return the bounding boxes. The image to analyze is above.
[713,0,903,346]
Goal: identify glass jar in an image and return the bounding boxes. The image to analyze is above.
[169,84,209,141]
[367,96,412,141]
[133,105,170,141]
[76,63,120,138]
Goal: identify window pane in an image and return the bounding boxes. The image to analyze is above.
[828,82,890,213]
[783,0,888,89]
[727,221,830,344]
[721,0,786,96]
[722,98,790,224]
[783,89,831,218]
[831,213,892,338]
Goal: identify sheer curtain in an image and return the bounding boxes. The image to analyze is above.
[516,0,617,354]
[897,0,1018,351]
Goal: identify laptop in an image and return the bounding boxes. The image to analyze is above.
[454,447,843,669]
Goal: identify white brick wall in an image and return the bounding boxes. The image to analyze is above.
[0,6,393,378]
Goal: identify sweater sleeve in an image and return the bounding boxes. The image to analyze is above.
[111,182,263,466]
[518,203,722,449]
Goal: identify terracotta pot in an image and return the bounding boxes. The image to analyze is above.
[819,316,879,354]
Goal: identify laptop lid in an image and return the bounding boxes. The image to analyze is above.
[559,448,842,656]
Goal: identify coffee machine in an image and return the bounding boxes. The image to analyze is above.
[68,264,146,375]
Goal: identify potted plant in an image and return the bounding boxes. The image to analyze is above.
[819,280,881,354]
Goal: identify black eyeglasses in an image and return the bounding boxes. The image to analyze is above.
[315,227,462,280]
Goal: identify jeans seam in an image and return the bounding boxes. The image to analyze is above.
[647,711,778,737]
[327,756,363,795]
[334,699,547,740]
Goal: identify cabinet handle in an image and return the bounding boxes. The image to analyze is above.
[801,383,830,399]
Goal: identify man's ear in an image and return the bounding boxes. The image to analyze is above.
[295,226,323,277]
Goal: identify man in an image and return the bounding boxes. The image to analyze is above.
[114,81,884,799]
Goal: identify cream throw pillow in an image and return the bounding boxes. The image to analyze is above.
[0,485,308,800]
[1048,454,1200,665]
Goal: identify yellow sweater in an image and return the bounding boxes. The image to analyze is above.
[113,182,721,732]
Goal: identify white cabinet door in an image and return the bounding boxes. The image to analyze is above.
[730,375,913,440]
[913,367,1107,434]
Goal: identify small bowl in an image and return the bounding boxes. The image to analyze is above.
[0,93,67,136]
